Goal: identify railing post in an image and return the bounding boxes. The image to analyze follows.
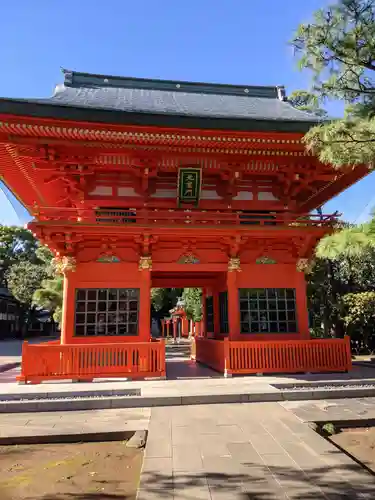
[160,341,166,378]
[223,338,231,378]
[17,341,28,384]
[345,335,353,371]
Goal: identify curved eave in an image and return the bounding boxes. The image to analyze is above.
[0,98,320,134]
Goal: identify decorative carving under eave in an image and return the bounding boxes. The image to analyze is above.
[139,256,152,271]
[296,258,311,273]
[256,256,277,264]
[97,255,121,263]
[228,257,241,272]
[53,256,76,275]
[178,252,200,264]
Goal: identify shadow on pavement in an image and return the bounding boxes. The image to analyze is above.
[138,461,375,499]
[1,461,373,499]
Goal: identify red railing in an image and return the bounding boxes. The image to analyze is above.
[34,207,339,229]
[195,337,352,375]
[17,341,166,384]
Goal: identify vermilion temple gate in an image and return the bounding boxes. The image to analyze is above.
[0,69,359,383]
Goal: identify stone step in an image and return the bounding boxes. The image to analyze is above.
[2,386,375,413]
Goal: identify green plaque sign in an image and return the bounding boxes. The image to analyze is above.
[178,167,202,206]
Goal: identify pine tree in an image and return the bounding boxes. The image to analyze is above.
[292,0,375,167]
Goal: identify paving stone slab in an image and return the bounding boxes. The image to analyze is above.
[140,402,375,499]
[145,438,172,458]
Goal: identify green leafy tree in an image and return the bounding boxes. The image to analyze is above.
[0,226,39,286]
[0,226,59,331]
[292,0,375,167]
[316,228,372,261]
[5,260,49,333]
[151,288,168,312]
[307,258,340,337]
[307,214,375,339]
[316,226,374,288]
[182,288,202,321]
[289,90,327,116]
[33,275,64,324]
[151,288,182,315]
[32,251,66,326]
[342,291,375,351]
[6,261,48,307]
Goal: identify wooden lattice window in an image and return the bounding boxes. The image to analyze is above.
[75,288,139,336]
[205,296,214,333]
[239,288,297,334]
[219,291,229,334]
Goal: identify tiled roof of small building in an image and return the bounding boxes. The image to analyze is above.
[46,69,319,123]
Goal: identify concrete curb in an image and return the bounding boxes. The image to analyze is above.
[0,430,140,446]
[353,361,375,370]
[2,386,375,412]
[0,362,20,373]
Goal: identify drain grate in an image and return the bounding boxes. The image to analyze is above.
[272,382,375,391]
[0,388,141,403]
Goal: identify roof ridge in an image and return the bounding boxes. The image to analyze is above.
[61,69,282,99]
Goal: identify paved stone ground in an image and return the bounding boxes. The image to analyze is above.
[0,407,150,438]
[166,358,222,380]
[0,400,374,498]
[138,402,375,499]
[282,397,375,423]
[0,337,56,371]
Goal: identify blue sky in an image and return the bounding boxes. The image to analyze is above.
[0,0,374,225]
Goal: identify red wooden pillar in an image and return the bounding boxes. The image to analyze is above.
[172,318,177,341]
[161,320,165,338]
[139,257,152,342]
[182,317,188,336]
[227,258,240,341]
[213,292,220,338]
[61,269,75,345]
[295,267,310,339]
[195,321,200,337]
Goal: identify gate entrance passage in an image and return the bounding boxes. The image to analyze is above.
[0,69,358,383]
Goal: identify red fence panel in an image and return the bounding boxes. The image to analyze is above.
[195,338,226,373]
[196,337,352,375]
[18,340,166,384]
[228,337,352,374]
